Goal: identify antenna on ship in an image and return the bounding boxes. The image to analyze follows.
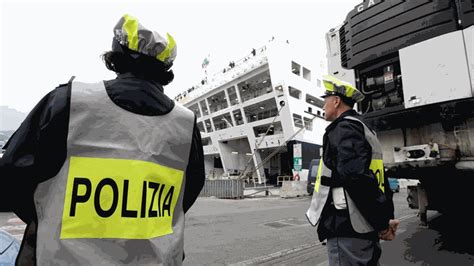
[201,53,210,77]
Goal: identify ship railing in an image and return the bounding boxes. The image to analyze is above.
[176,45,268,104]
[254,133,285,149]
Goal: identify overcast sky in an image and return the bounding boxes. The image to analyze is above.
[1,0,359,114]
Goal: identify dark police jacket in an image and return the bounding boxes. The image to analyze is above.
[317,109,394,241]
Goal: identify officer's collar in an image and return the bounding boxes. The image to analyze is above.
[326,109,358,132]
[117,72,137,79]
[116,72,164,93]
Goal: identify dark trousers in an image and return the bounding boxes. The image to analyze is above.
[327,237,381,266]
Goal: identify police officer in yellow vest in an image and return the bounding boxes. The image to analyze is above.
[0,15,204,265]
[306,76,399,265]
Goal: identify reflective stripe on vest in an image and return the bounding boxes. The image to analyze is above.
[306,159,331,226]
[345,116,385,193]
[33,80,194,265]
[306,116,384,234]
[61,156,184,239]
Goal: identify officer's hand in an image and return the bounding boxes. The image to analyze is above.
[378,229,395,241]
[389,219,400,233]
[378,219,400,241]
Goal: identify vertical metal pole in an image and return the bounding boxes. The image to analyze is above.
[417,183,428,225]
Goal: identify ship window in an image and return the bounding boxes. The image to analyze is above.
[205,119,213,132]
[303,67,311,81]
[227,86,239,106]
[200,100,209,116]
[317,79,322,88]
[306,94,324,108]
[317,110,321,116]
[304,117,313,131]
[291,61,301,76]
[238,70,272,103]
[213,113,233,131]
[293,114,303,128]
[202,137,212,146]
[244,98,278,123]
[197,121,205,133]
[289,86,301,99]
[233,109,244,125]
[253,121,282,137]
[190,103,201,118]
[208,91,228,113]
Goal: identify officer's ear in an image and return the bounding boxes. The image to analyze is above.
[334,96,342,108]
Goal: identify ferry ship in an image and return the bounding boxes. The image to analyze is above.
[175,40,328,185]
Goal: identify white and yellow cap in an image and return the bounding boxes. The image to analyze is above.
[321,75,365,103]
[113,14,177,66]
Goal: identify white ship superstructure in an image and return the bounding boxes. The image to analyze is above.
[175,40,328,184]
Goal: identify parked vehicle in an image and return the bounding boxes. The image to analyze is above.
[327,0,474,223]
[388,178,400,193]
[0,229,20,264]
[307,159,320,196]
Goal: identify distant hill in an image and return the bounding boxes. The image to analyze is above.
[0,130,15,149]
[0,106,26,131]
[0,130,15,140]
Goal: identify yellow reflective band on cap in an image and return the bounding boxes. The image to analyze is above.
[322,80,335,92]
[322,75,357,98]
[369,159,385,192]
[123,14,139,51]
[314,159,323,192]
[157,33,176,63]
[61,156,184,239]
[323,75,353,89]
[345,87,355,98]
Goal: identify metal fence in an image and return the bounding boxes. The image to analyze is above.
[199,179,245,199]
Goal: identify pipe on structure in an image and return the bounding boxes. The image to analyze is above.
[455,160,474,170]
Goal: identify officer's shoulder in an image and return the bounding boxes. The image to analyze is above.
[47,81,70,98]
[53,82,69,93]
[339,117,364,127]
[336,118,365,135]
[37,80,71,107]
[55,76,75,90]
[56,80,69,88]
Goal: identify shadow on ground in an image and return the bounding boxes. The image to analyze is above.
[402,214,474,265]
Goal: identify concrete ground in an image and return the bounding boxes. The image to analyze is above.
[183,187,418,265]
[184,189,474,265]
